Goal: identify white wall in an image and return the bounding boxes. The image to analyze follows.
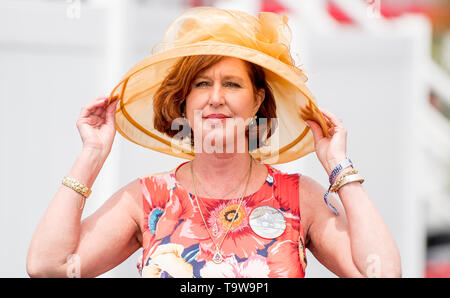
[0,0,184,278]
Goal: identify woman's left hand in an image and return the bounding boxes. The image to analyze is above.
[305,108,348,176]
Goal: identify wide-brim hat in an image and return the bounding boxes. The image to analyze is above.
[108,6,329,164]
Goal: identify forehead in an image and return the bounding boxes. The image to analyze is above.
[198,57,250,78]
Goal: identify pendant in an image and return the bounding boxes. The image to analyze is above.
[249,206,286,239]
[212,251,224,264]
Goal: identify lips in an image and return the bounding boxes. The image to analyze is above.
[204,114,230,119]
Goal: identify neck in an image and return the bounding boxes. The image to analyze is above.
[192,151,253,186]
[191,132,255,184]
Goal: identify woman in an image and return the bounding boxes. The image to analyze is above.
[26,7,401,278]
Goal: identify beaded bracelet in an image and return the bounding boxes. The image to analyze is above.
[330,169,359,192]
[324,158,354,215]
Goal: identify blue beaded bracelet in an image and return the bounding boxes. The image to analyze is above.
[324,158,353,215]
[329,158,353,185]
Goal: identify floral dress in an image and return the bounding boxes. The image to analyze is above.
[136,161,308,278]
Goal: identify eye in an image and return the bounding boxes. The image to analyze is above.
[195,81,210,87]
[224,81,241,88]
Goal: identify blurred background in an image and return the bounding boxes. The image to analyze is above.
[0,0,449,278]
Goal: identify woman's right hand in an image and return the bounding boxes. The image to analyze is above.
[76,96,120,158]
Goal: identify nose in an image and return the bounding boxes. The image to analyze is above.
[208,83,225,107]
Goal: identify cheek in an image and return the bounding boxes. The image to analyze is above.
[185,95,196,112]
[185,89,206,107]
[228,95,255,118]
[185,95,202,122]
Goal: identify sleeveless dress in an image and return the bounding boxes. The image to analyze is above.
[136,161,307,278]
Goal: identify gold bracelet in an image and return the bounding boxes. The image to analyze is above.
[332,173,365,192]
[330,169,358,192]
[62,176,91,209]
[62,176,92,198]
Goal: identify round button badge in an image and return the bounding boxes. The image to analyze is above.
[249,206,286,239]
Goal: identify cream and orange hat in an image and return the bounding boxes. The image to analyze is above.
[108,7,329,164]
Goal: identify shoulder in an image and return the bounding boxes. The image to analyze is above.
[298,174,328,201]
[121,172,170,208]
[123,171,174,244]
[268,168,322,245]
[297,174,330,245]
[121,171,171,209]
[268,165,300,186]
[117,177,145,225]
[136,169,188,222]
[138,170,177,201]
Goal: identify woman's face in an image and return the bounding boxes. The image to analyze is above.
[185,57,264,153]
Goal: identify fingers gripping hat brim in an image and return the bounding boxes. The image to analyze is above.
[108,7,329,164]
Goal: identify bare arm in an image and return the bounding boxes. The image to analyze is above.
[301,174,401,277]
[303,108,401,277]
[26,96,143,277]
[26,148,142,277]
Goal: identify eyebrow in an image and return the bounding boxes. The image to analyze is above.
[195,74,245,83]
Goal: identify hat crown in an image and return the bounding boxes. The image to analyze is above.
[152,7,295,67]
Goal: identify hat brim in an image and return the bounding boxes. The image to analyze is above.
[109,42,329,164]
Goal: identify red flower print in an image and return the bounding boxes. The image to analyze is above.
[140,173,194,262]
[272,170,301,215]
[266,239,305,277]
[171,196,273,262]
[137,163,308,278]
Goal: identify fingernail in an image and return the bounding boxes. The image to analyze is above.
[305,121,310,127]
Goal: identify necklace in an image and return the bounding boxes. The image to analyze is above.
[193,166,250,200]
[190,155,253,264]
[192,158,252,236]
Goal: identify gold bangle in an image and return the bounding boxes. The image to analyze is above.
[62,176,92,199]
[330,169,358,192]
[332,173,365,192]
